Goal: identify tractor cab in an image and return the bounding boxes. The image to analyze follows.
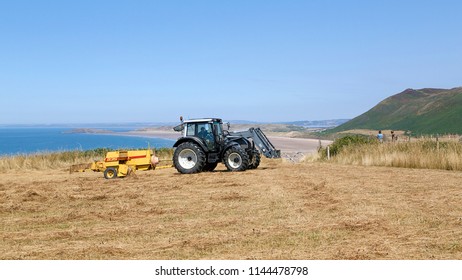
[175,118,225,151]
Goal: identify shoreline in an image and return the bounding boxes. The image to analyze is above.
[117,130,180,141]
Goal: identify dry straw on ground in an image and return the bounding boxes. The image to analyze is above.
[1,157,462,259]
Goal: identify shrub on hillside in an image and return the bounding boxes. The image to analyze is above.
[320,135,372,159]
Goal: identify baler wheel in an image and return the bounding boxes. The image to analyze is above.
[104,167,118,179]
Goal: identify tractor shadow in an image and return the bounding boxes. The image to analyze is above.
[172,166,274,176]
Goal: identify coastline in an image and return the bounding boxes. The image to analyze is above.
[0,127,177,156]
[117,130,180,141]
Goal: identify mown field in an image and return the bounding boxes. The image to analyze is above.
[1,157,462,259]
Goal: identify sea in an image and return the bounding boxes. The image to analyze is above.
[0,126,176,156]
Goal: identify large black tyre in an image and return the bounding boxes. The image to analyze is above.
[248,150,261,169]
[173,142,206,174]
[224,146,249,172]
[202,162,218,172]
[104,167,118,179]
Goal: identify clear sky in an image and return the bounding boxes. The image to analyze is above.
[1,0,461,124]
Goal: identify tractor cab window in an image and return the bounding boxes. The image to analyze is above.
[186,123,214,141]
[185,122,215,150]
[186,123,196,137]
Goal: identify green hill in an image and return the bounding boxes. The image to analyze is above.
[330,87,462,135]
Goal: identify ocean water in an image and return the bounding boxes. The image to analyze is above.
[0,127,176,156]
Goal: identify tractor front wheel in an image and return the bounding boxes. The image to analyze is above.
[173,142,206,174]
[224,146,249,172]
[248,150,261,169]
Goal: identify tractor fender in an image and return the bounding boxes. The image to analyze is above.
[173,137,210,153]
[224,137,251,150]
[220,138,249,158]
[233,137,251,149]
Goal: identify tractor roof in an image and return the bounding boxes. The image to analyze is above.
[183,118,222,123]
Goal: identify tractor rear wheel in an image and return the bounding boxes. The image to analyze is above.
[173,142,206,174]
[104,167,118,179]
[224,146,249,172]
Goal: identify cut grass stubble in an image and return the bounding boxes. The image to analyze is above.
[1,158,462,259]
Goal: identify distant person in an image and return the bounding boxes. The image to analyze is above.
[377,130,384,143]
[391,130,395,142]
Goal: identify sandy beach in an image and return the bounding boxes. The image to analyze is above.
[121,129,332,156]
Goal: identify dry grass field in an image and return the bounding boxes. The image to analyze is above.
[1,158,462,260]
[330,140,462,171]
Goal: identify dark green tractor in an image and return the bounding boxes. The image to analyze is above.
[172,117,280,174]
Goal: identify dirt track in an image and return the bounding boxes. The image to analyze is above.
[2,159,462,260]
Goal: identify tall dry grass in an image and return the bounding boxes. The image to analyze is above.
[330,140,462,171]
[0,148,174,172]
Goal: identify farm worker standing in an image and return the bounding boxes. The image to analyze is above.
[377,130,384,143]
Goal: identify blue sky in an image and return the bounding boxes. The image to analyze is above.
[1,0,461,124]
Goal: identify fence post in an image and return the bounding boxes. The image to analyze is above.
[436,134,439,150]
[327,146,330,160]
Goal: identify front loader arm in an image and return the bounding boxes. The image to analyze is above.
[229,128,281,158]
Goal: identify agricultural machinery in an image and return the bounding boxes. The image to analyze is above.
[172,117,280,174]
[70,149,161,179]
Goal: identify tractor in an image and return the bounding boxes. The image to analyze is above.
[172,117,280,174]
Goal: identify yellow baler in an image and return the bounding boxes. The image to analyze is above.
[90,149,159,179]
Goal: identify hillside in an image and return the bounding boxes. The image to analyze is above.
[330,87,462,135]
